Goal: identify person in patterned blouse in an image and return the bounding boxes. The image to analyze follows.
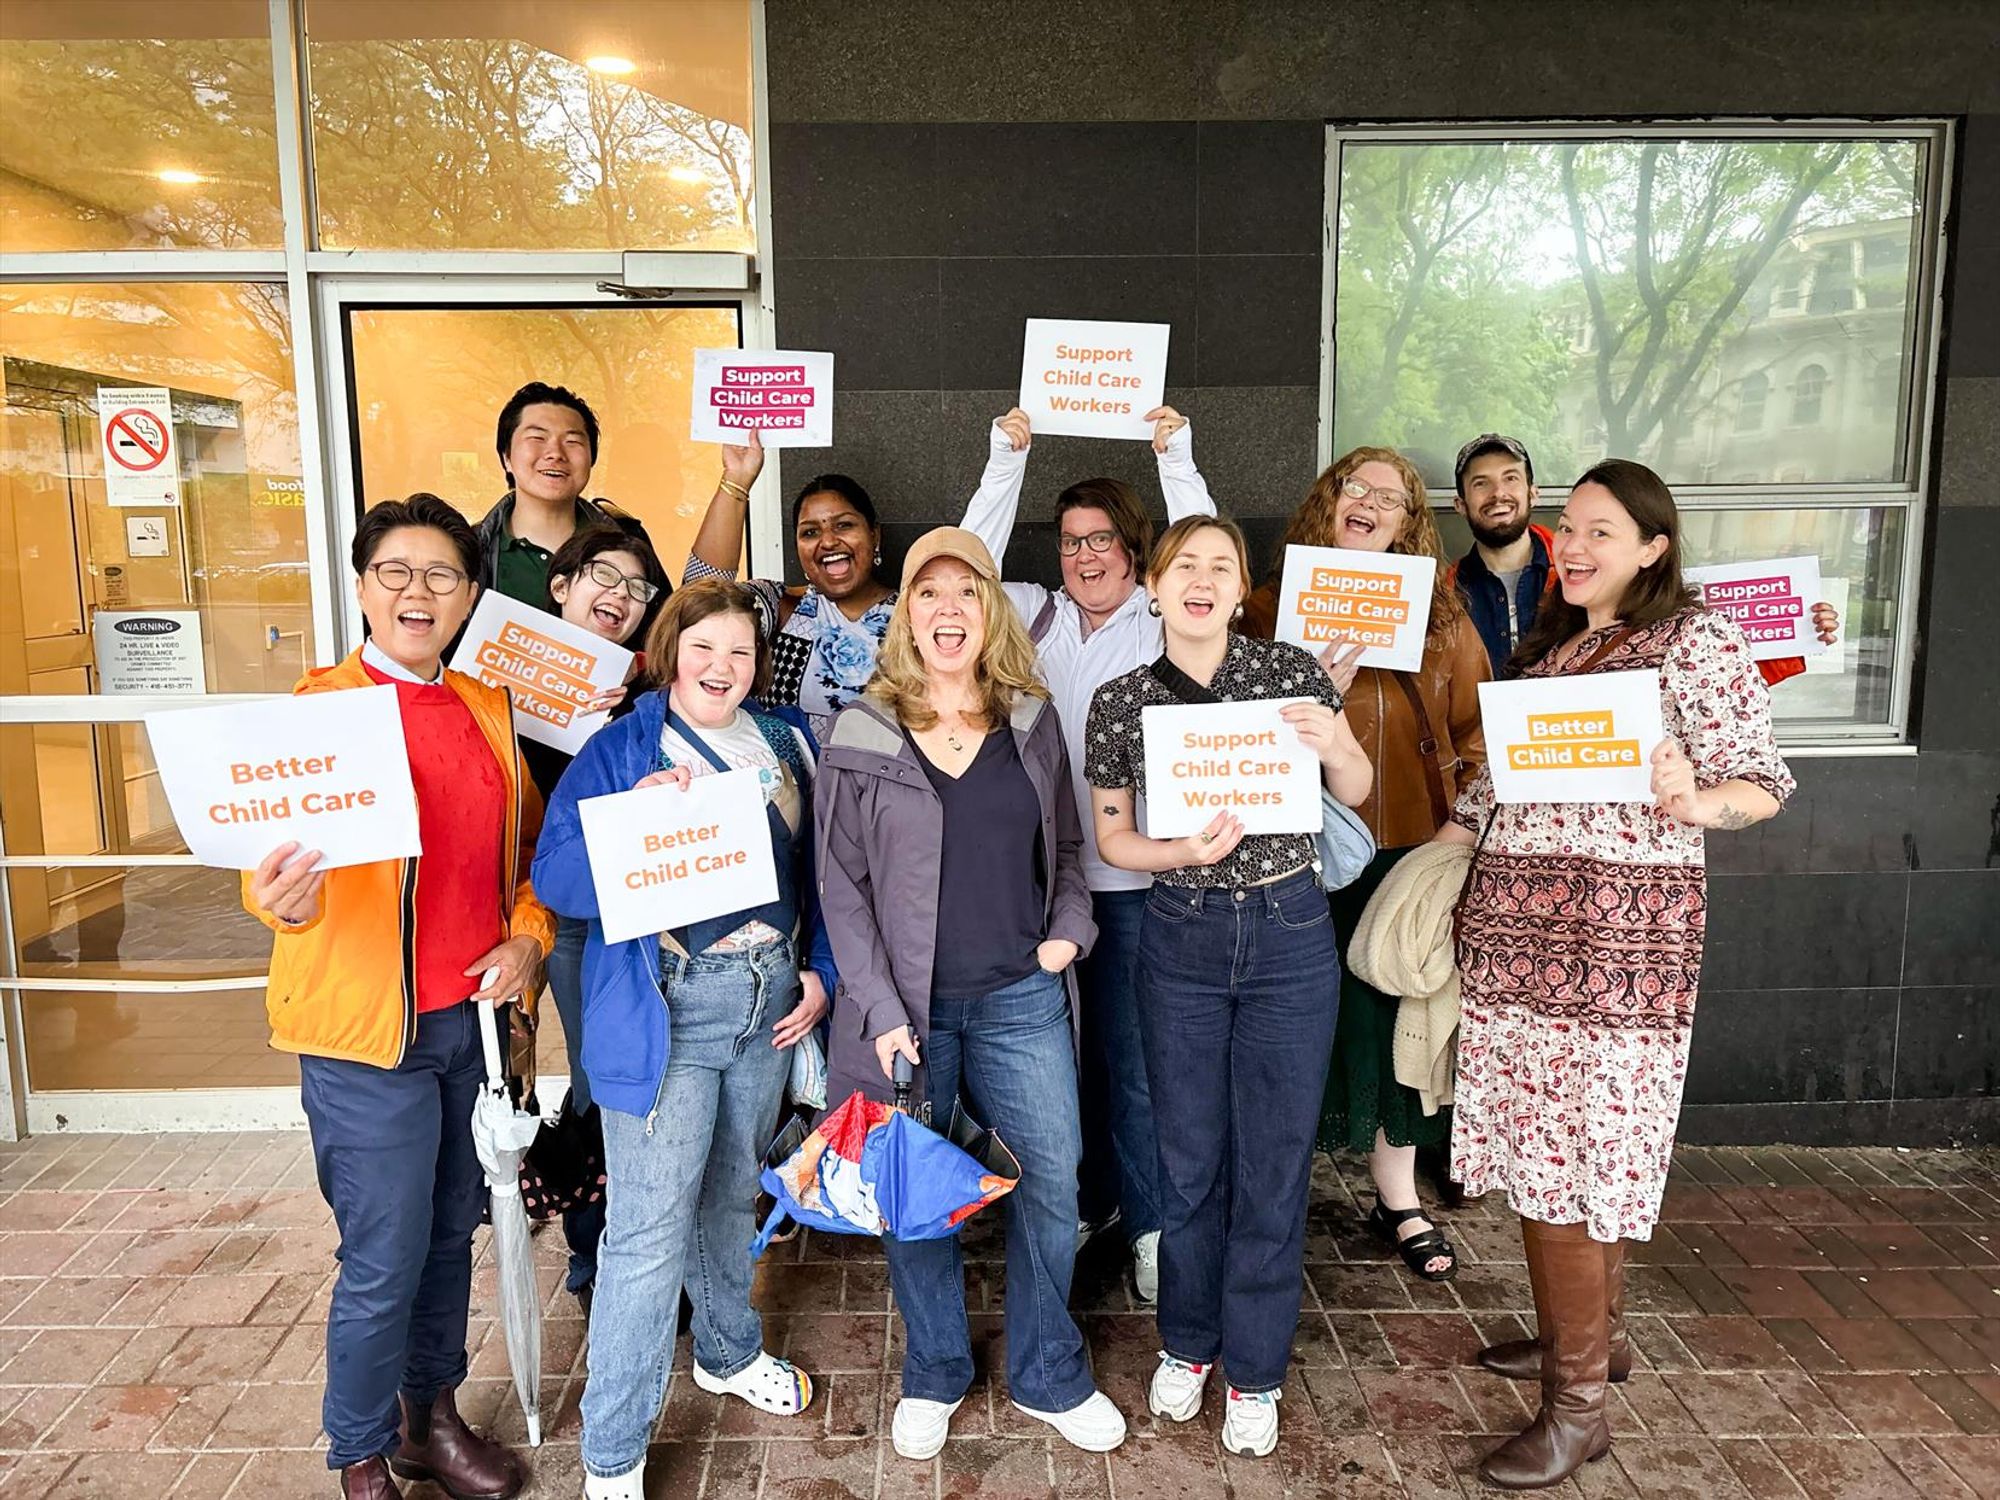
[1434,460,1793,1490]
[1084,516,1370,1459]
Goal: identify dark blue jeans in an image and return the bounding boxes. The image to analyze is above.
[548,914,605,1295]
[1136,868,1339,1394]
[1077,887,1160,1238]
[300,1000,486,1469]
[883,967,1094,1414]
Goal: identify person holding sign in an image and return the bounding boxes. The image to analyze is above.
[1085,517,1370,1459]
[242,495,554,1500]
[816,529,1126,1462]
[531,579,833,1500]
[1432,461,1793,1490]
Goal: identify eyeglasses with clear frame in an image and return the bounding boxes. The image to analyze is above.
[1338,477,1414,513]
[579,557,661,603]
[366,560,468,594]
[1057,529,1120,556]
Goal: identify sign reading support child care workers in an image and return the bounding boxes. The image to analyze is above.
[145,685,422,870]
[1140,699,1321,838]
[1684,555,1827,662]
[1274,545,1437,673]
[449,592,633,755]
[1018,319,1169,440]
[690,349,834,447]
[1479,669,1666,805]
[578,770,779,945]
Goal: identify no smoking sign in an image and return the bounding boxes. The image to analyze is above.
[96,386,181,506]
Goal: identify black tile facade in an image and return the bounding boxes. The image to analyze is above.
[1683,989,1899,1107]
[1704,873,1910,993]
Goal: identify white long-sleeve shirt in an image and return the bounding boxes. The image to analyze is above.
[960,421,1218,892]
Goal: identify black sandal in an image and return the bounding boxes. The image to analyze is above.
[1368,1196,1458,1282]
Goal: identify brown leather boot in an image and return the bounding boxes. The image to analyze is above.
[1478,1234,1630,1383]
[1478,1218,1613,1489]
[340,1456,402,1499]
[391,1386,523,1500]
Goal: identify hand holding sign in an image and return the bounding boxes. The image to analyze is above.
[579,769,778,944]
[691,350,833,448]
[1140,700,1322,837]
[1274,546,1437,673]
[1018,320,1170,440]
[1479,670,1667,805]
[1683,556,1829,661]
[450,592,633,756]
[248,841,327,924]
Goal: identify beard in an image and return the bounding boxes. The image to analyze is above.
[1467,507,1531,549]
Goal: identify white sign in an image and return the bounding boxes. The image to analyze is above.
[1684,555,1827,661]
[95,386,180,507]
[1017,319,1169,440]
[690,348,834,447]
[94,610,205,694]
[145,685,422,871]
[1140,699,1321,838]
[449,592,634,756]
[1480,669,1666,805]
[125,515,169,558]
[578,770,779,945]
[1273,545,1437,673]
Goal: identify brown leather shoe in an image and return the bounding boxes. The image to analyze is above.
[340,1456,402,1499]
[1478,1236,1630,1383]
[1478,1218,1613,1489]
[391,1387,523,1500]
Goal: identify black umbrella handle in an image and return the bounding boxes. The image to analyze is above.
[892,1051,915,1113]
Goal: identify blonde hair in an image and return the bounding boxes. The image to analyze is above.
[867,567,1048,730]
[1282,446,1465,641]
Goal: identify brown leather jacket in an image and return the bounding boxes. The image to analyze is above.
[1243,581,1490,847]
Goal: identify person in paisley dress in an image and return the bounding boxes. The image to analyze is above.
[1434,459,1793,1489]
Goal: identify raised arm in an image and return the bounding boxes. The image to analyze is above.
[686,430,767,581]
[1151,408,1217,522]
[959,408,1034,572]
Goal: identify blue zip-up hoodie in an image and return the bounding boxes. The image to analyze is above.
[531,687,836,1120]
[1449,524,1556,675]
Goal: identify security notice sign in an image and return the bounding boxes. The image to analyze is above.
[690,349,834,447]
[96,387,181,507]
[94,610,205,694]
[449,591,634,755]
[1479,669,1666,805]
[1273,545,1437,672]
[1684,555,1828,662]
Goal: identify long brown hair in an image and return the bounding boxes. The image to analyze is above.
[1509,458,1699,676]
[866,568,1048,731]
[644,577,772,701]
[1278,446,1464,641]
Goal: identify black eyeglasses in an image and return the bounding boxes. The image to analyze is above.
[1057,530,1120,557]
[579,558,662,603]
[367,561,468,594]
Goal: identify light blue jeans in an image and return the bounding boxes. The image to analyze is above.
[579,937,798,1479]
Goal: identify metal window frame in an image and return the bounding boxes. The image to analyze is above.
[1319,119,1955,749]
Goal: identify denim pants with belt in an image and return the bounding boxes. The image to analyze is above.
[1135,867,1340,1394]
[580,937,798,1479]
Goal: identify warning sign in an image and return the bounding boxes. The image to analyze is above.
[96,387,181,507]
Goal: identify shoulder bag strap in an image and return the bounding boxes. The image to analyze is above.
[662,708,737,776]
[1147,652,1223,706]
[1569,623,1637,676]
[1029,592,1060,646]
[1389,670,1451,829]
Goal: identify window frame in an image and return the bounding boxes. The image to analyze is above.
[1320,119,1955,750]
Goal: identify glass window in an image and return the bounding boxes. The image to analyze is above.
[0,721,183,859]
[305,0,756,252]
[1734,372,1769,434]
[1330,133,1927,488]
[1791,363,1828,426]
[9,865,270,982]
[0,283,313,699]
[18,987,295,1091]
[0,0,284,251]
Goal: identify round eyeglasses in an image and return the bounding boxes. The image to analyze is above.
[1339,477,1413,512]
[1057,529,1120,557]
[579,557,661,604]
[367,561,468,594]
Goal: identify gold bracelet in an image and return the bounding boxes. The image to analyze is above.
[718,478,751,502]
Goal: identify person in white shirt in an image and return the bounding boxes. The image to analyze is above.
[958,404,1216,1304]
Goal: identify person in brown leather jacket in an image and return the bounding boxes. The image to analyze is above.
[1241,446,1489,1285]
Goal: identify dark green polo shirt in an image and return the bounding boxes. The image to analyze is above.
[495,525,555,610]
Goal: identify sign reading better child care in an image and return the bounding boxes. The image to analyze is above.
[146,685,422,870]
[449,592,633,756]
[579,770,779,944]
[1140,699,1321,838]
[1479,669,1666,805]
[1273,545,1436,673]
[690,349,834,447]
[1018,319,1169,440]
[1683,555,1827,662]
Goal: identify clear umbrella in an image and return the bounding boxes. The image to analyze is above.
[471,989,543,1447]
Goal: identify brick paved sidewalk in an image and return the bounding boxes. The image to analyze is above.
[1,1132,1996,1498]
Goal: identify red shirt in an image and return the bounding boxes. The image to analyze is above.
[363,661,507,1012]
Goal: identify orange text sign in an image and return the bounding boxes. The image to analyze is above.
[144,684,421,870]
[450,592,634,755]
[1138,698,1321,837]
[1274,545,1436,672]
[578,769,780,944]
[1478,669,1666,805]
[1017,318,1169,440]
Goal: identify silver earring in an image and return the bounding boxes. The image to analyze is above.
[1232,603,1244,622]
[1147,598,1162,617]
[874,549,883,566]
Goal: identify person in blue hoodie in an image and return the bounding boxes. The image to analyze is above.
[532,578,835,1500]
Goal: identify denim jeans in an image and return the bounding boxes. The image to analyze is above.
[579,938,798,1479]
[547,914,605,1294]
[883,967,1094,1414]
[1076,887,1160,1238]
[1136,868,1339,1394]
[299,1000,486,1469]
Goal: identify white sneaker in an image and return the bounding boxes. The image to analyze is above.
[1147,1352,1210,1422]
[891,1395,962,1460]
[1131,1230,1161,1305]
[1011,1389,1127,1452]
[581,1461,644,1499]
[692,1350,814,1414]
[1222,1386,1280,1457]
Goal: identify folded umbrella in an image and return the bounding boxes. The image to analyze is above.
[470,988,544,1447]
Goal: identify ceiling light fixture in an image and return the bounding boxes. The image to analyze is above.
[585,55,637,75]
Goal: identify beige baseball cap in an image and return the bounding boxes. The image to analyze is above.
[898,526,1000,588]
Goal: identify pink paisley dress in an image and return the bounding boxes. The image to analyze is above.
[1447,608,1793,1242]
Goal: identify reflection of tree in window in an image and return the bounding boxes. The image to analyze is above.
[1791,364,1828,425]
[1734,372,1769,433]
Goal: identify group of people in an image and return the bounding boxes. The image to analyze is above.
[245,382,1802,1498]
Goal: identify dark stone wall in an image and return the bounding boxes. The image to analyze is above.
[762,0,2000,1145]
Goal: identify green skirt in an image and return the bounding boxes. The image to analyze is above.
[1316,844,1452,1154]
